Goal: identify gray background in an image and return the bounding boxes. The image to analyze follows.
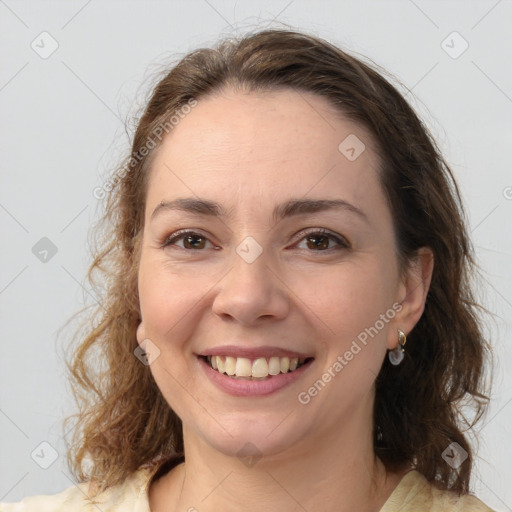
[1,0,511,509]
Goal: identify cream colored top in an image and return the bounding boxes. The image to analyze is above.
[0,467,495,511]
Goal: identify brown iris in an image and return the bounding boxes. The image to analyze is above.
[306,234,329,250]
[183,235,206,249]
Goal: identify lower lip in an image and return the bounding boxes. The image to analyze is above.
[198,357,314,397]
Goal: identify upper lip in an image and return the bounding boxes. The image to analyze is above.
[197,345,314,359]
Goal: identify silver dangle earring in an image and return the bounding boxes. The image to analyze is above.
[388,329,407,366]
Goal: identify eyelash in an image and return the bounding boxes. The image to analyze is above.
[161,228,350,253]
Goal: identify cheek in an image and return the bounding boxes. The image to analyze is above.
[294,259,397,396]
[137,261,201,414]
[294,259,395,339]
[138,258,200,347]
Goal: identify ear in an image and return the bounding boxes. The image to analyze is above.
[387,247,434,350]
[136,321,146,345]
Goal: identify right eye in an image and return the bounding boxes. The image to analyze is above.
[161,230,218,251]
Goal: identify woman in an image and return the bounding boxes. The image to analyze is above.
[1,29,494,511]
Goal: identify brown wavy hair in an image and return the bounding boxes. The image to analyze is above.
[66,28,491,495]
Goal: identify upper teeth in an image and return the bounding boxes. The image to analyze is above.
[209,356,305,378]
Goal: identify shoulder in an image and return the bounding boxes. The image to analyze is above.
[380,470,495,512]
[0,467,154,512]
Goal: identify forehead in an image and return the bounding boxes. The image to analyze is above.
[155,87,376,164]
[145,88,385,224]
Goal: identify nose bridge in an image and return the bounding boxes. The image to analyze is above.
[228,236,274,299]
[211,236,289,323]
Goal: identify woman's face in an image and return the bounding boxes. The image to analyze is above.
[137,88,420,458]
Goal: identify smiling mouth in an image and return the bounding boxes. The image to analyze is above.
[201,355,314,380]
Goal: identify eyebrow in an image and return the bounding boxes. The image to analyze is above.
[151,197,369,224]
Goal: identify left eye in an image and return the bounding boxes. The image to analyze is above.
[295,230,349,251]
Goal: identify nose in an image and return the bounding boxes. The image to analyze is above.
[211,247,290,326]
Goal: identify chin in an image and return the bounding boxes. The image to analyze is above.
[188,410,312,463]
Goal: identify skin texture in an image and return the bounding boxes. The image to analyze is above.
[136,88,433,511]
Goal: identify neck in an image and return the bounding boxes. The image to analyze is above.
[150,422,406,512]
